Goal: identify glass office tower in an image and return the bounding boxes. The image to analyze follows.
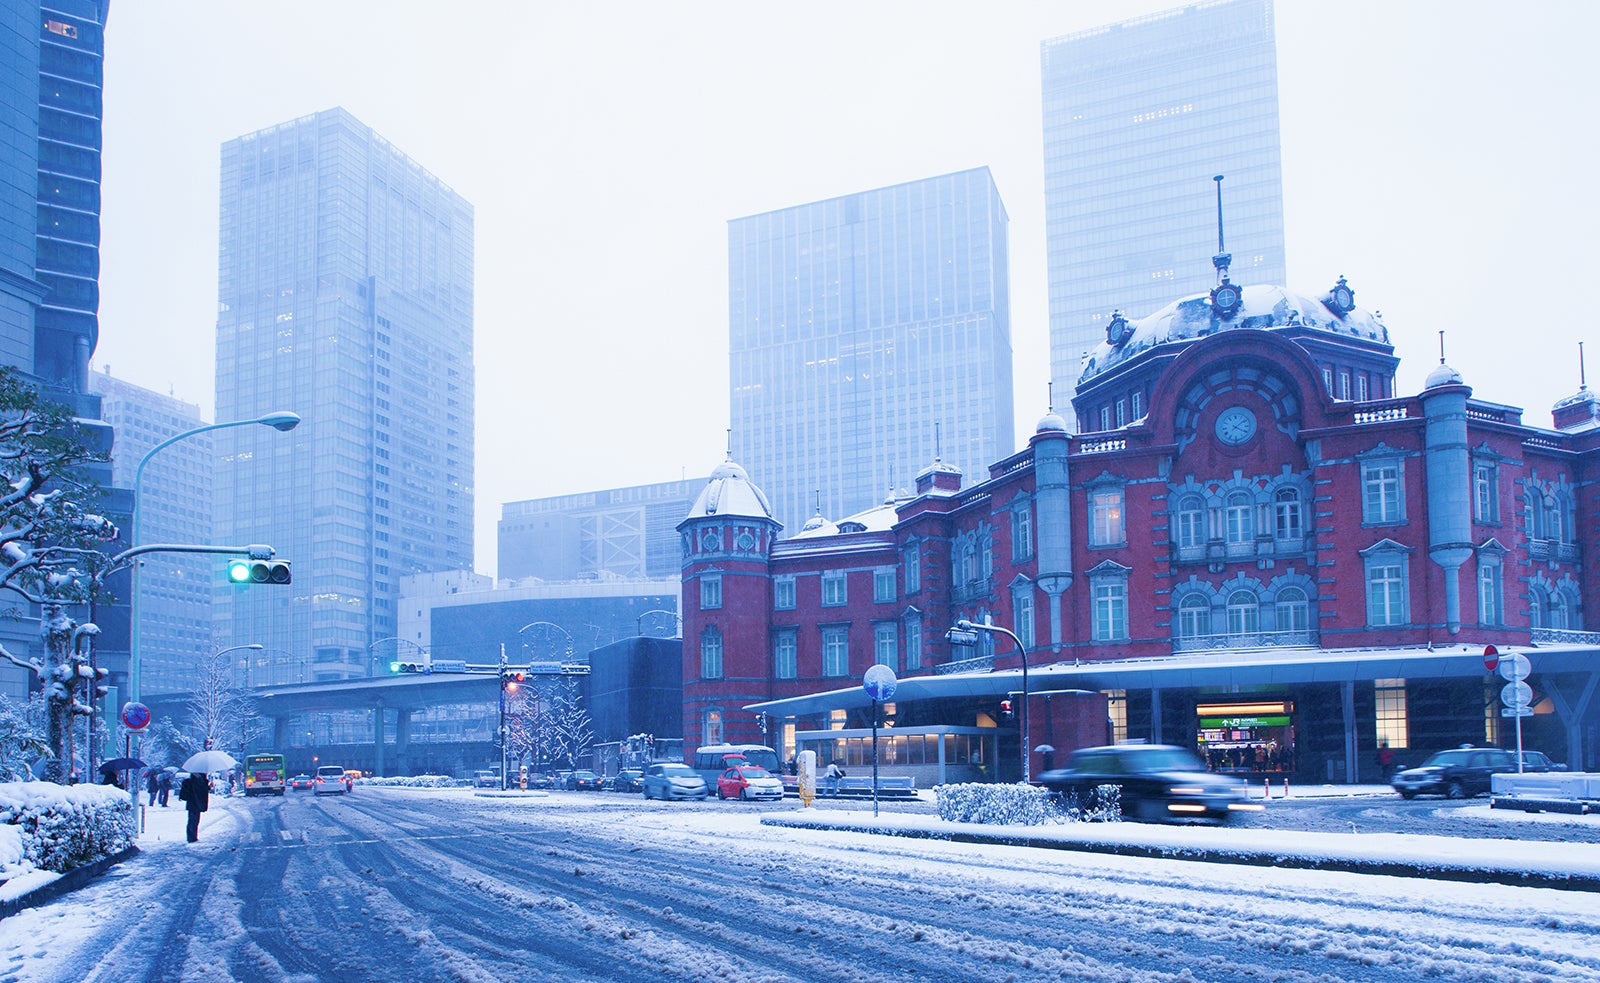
[1041,0,1285,415]
[214,109,474,682]
[729,168,1014,537]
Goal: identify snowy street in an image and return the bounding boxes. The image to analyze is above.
[3,787,1599,982]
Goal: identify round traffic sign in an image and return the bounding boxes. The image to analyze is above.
[1500,680,1533,709]
[1497,653,1532,681]
[1482,644,1499,672]
[120,702,151,732]
[862,664,898,702]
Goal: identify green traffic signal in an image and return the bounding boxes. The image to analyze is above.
[228,560,252,583]
[389,661,402,673]
[226,558,292,585]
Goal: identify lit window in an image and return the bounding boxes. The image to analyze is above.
[1374,679,1408,750]
[1090,488,1125,547]
[702,709,723,746]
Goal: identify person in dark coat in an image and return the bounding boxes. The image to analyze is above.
[157,769,172,807]
[177,772,209,843]
[146,769,159,806]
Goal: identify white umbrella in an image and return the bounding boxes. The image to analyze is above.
[182,750,238,773]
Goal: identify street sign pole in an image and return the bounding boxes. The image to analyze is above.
[1496,652,1533,774]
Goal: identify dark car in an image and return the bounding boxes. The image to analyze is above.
[527,772,554,790]
[1391,746,1517,799]
[1036,744,1257,822]
[610,769,644,793]
[288,774,313,790]
[565,770,604,791]
[1515,750,1567,773]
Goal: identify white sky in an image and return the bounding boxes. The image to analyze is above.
[93,1,1600,577]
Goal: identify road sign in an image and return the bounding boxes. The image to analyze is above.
[862,664,898,702]
[1482,644,1499,672]
[1500,680,1533,709]
[1497,653,1531,682]
[120,702,150,732]
[1500,707,1535,718]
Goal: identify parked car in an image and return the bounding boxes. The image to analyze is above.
[473,770,500,788]
[1515,750,1567,773]
[313,765,351,795]
[288,774,314,791]
[565,770,604,791]
[717,765,785,801]
[1391,746,1518,799]
[527,772,554,790]
[641,762,708,801]
[1036,744,1257,822]
[610,769,644,793]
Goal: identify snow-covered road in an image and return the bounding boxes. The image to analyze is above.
[2,787,1598,982]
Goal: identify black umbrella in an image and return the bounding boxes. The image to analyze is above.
[99,757,146,773]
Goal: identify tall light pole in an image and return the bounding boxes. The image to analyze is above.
[127,412,298,810]
[370,636,428,674]
[950,616,1032,783]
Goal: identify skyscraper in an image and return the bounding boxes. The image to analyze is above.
[213,108,474,682]
[0,2,120,701]
[729,168,1013,536]
[1041,0,1285,414]
[89,369,213,697]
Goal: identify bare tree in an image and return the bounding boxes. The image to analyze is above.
[503,685,540,773]
[187,648,253,753]
[547,677,594,770]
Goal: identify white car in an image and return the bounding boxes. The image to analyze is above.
[641,762,708,801]
[313,765,350,795]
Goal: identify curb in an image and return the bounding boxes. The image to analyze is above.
[761,816,1600,893]
[0,845,141,919]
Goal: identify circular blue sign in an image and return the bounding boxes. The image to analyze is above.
[862,664,898,702]
[121,702,151,732]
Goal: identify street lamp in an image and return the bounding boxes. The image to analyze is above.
[635,610,683,638]
[127,412,297,810]
[370,636,427,674]
[218,642,265,689]
[947,617,1032,783]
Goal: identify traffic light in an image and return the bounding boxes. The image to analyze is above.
[999,699,1014,722]
[390,661,424,674]
[501,670,525,691]
[227,558,292,585]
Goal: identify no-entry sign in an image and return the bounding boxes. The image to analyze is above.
[1482,644,1499,673]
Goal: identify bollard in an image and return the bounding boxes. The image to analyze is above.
[1282,778,1289,798]
[1264,778,1270,799]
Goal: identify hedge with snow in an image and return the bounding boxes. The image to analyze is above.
[0,781,135,884]
[935,782,1122,825]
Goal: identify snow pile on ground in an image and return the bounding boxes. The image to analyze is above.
[363,775,462,788]
[0,781,135,882]
[935,781,1063,824]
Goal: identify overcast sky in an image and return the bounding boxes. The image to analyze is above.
[95,1,1600,577]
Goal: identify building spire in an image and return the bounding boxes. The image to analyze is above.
[1212,174,1231,280]
[1438,330,1447,364]
[1581,341,1588,391]
[725,428,733,460]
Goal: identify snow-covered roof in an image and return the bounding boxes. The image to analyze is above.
[787,500,899,540]
[1079,282,1389,383]
[681,459,774,524]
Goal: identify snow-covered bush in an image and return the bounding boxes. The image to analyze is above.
[934,782,1062,825]
[362,774,462,788]
[0,781,134,875]
[1056,783,1122,823]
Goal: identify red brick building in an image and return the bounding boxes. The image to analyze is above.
[680,276,1600,785]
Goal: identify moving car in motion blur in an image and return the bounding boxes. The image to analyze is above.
[641,762,708,801]
[473,770,500,788]
[609,769,644,793]
[1037,744,1259,822]
[1391,746,1517,799]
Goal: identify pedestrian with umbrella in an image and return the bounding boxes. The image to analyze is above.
[177,770,209,843]
[157,767,174,807]
[145,768,159,805]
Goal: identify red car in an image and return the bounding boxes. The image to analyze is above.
[716,765,784,801]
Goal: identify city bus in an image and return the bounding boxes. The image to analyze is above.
[242,753,287,796]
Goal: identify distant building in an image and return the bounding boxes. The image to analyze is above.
[89,369,213,697]
[729,167,1014,537]
[212,108,475,682]
[1041,0,1286,415]
[498,477,706,582]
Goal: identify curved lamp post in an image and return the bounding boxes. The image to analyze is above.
[951,617,1032,783]
[369,635,427,674]
[635,610,683,638]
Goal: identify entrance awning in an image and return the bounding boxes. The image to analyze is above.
[744,642,1600,716]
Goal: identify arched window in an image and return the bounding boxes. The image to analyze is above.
[1226,590,1259,635]
[1175,496,1205,550]
[1528,585,1548,630]
[1551,591,1570,630]
[1178,594,1210,638]
[1274,488,1302,540]
[1275,587,1309,633]
[1225,492,1254,544]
